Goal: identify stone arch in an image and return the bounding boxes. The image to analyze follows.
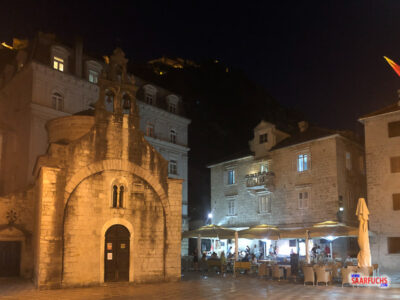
[99,218,134,283]
[63,159,169,213]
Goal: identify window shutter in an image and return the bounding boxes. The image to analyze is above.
[393,194,400,211]
[390,157,400,173]
[388,121,400,137]
[388,237,400,254]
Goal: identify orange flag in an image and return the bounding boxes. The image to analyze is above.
[384,56,400,77]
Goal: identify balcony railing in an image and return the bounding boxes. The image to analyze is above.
[245,171,275,192]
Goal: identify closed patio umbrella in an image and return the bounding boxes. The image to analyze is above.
[239,224,280,240]
[356,198,371,267]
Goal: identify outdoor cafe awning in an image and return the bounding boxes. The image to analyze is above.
[279,221,359,239]
[181,224,236,239]
[239,224,280,240]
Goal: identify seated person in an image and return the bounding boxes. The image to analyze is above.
[210,252,218,259]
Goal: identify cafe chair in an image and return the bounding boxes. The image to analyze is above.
[315,266,330,286]
[303,266,315,286]
[272,265,284,281]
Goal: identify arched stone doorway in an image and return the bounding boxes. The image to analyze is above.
[104,225,130,282]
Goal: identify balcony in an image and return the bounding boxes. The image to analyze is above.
[245,171,275,194]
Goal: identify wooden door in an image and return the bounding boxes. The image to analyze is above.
[104,225,130,282]
[0,241,21,277]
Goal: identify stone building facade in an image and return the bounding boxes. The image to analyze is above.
[0,48,182,287]
[0,33,190,255]
[208,121,366,256]
[359,101,400,272]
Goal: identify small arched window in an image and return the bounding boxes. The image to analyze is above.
[119,186,124,208]
[52,92,64,111]
[112,185,118,208]
[122,94,131,114]
[170,129,176,144]
[105,90,114,112]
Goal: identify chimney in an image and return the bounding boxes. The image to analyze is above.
[298,121,309,133]
[75,36,83,77]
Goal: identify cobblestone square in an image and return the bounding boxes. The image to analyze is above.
[0,272,399,300]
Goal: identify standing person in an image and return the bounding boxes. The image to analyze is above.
[325,244,330,258]
[245,245,250,255]
[193,248,199,271]
[311,244,317,258]
[269,244,274,257]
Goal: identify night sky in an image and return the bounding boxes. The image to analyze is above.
[2,1,400,132]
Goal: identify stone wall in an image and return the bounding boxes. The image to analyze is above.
[211,135,366,228]
[364,111,400,272]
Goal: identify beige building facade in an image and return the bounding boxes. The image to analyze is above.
[0,48,182,287]
[360,101,400,272]
[209,121,366,256]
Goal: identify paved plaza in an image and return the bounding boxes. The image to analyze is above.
[0,273,399,300]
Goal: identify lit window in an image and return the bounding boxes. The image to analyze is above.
[169,103,177,113]
[346,152,352,170]
[228,200,235,216]
[297,154,309,172]
[53,56,64,72]
[227,169,235,185]
[145,93,153,105]
[88,70,98,83]
[52,92,64,111]
[260,162,269,173]
[259,133,268,144]
[170,129,176,144]
[259,195,271,213]
[146,124,154,137]
[298,191,309,209]
[169,160,178,175]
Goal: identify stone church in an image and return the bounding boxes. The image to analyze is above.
[0,49,182,288]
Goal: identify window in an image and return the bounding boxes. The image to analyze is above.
[259,133,268,144]
[119,186,124,208]
[227,169,235,185]
[170,129,176,144]
[388,237,400,254]
[105,90,114,112]
[388,121,400,137]
[298,191,309,209]
[260,162,269,173]
[393,194,400,211]
[145,93,153,105]
[359,156,365,174]
[169,160,177,175]
[53,56,64,72]
[346,152,352,170]
[168,102,177,113]
[88,70,98,83]
[259,195,271,213]
[297,154,309,172]
[112,185,118,208]
[122,94,131,114]
[146,124,154,137]
[228,200,235,216]
[390,156,400,173]
[112,184,124,208]
[52,92,64,111]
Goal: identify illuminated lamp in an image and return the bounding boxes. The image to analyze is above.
[384,56,400,77]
